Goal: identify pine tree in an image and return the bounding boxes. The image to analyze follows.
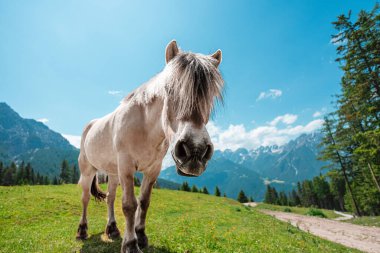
[30,168,36,185]
[328,170,346,211]
[3,162,17,186]
[72,165,80,184]
[278,191,288,206]
[180,182,191,192]
[265,185,280,204]
[0,161,3,184]
[134,176,141,187]
[59,160,71,184]
[237,190,248,203]
[25,163,32,184]
[249,196,254,202]
[264,185,274,204]
[214,186,221,197]
[272,187,279,204]
[320,116,362,215]
[202,186,209,194]
[289,189,300,207]
[313,175,334,209]
[322,3,380,215]
[191,185,198,193]
[36,172,41,185]
[43,176,50,185]
[16,162,25,185]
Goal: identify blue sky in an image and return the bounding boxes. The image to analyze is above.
[0,0,377,150]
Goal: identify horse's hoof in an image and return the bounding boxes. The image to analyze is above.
[121,238,143,253]
[106,221,121,239]
[76,223,88,240]
[136,228,148,249]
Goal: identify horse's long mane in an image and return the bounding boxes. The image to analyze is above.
[122,51,223,123]
[165,52,224,123]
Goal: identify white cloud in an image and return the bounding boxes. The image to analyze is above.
[108,90,122,96]
[256,89,282,101]
[63,134,81,149]
[313,107,327,118]
[37,118,49,124]
[206,118,324,151]
[269,114,298,126]
[264,179,285,185]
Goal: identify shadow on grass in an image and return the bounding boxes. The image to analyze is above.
[80,233,175,253]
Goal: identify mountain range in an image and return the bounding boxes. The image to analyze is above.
[160,133,326,200]
[0,102,179,190]
[0,102,79,177]
[1,102,326,199]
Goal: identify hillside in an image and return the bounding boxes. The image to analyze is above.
[0,185,360,253]
[135,172,180,190]
[160,158,266,200]
[0,102,79,177]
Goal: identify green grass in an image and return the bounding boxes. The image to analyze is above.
[343,216,380,227]
[305,208,327,218]
[0,185,361,253]
[255,203,341,219]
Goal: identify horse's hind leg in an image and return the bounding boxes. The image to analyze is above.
[76,155,96,240]
[105,174,120,238]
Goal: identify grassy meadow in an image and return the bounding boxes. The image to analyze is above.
[0,185,362,253]
[343,216,380,228]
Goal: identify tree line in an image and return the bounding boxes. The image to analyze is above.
[178,181,254,203]
[0,159,80,186]
[0,161,50,186]
[261,6,380,216]
[319,4,380,216]
[264,174,347,211]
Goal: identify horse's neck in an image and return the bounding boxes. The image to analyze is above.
[132,73,166,105]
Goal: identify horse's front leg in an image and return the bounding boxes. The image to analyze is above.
[135,172,158,249]
[105,174,120,239]
[119,165,141,253]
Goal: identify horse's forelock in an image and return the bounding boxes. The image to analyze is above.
[166,52,224,124]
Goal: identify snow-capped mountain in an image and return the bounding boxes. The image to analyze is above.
[161,133,325,200]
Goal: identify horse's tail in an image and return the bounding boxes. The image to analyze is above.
[91,174,107,202]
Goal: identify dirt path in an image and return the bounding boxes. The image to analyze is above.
[261,210,380,253]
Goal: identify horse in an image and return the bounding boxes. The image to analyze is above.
[76,40,224,253]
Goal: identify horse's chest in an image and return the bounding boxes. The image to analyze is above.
[132,138,169,171]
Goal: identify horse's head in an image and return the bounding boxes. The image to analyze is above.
[162,40,223,177]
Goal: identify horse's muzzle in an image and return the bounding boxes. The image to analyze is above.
[171,138,213,177]
[172,152,207,177]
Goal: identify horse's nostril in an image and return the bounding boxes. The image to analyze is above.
[202,144,214,161]
[174,141,190,161]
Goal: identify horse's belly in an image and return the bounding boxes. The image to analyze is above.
[84,119,118,175]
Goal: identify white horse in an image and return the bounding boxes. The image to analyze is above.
[76,40,224,253]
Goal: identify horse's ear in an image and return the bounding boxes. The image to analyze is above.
[211,49,222,67]
[165,40,179,64]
